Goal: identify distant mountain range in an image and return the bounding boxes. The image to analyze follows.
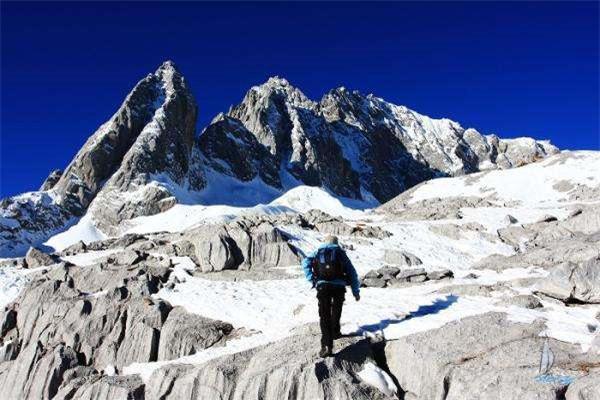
[0,61,558,256]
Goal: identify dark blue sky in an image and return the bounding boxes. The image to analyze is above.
[1,2,598,197]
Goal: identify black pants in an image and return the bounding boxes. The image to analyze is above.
[317,284,345,348]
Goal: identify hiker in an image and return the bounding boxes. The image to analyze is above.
[302,235,360,357]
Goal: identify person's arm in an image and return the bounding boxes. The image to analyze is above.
[302,253,316,286]
[342,250,360,299]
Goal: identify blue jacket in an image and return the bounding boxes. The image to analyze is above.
[302,243,360,296]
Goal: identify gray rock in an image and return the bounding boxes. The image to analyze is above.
[537,214,558,223]
[157,307,233,361]
[39,169,63,191]
[568,208,583,218]
[362,278,387,288]
[146,325,392,400]
[377,265,400,279]
[180,217,300,272]
[427,269,453,281]
[364,270,382,279]
[199,114,282,188]
[379,195,496,220]
[25,246,58,268]
[302,209,392,239]
[409,274,427,283]
[0,339,19,361]
[504,214,518,224]
[438,284,494,297]
[384,312,588,400]
[61,240,87,255]
[107,249,145,266]
[505,294,543,309]
[383,249,422,266]
[565,372,600,400]
[396,268,426,279]
[0,342,79,400]
[109,233,147,249]
[54,375,145,400]
[535,256,600,303]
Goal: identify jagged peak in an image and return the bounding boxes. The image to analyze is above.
[155,60,178,74]
[265,76,290,87]
[245,76,316,109]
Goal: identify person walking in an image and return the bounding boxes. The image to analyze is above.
[302,235,360,357]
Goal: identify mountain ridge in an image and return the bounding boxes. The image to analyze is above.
[0,61,558,256]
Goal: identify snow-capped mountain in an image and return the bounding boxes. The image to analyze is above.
[215,76,557,202]
[0,61,557,256]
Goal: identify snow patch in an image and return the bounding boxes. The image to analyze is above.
[358,362,398,397]
[44,215,106,252]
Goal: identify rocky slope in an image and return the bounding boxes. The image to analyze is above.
[0,151,599,399]
[1,62,558,256]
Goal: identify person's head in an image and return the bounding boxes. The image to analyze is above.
[323,235,339,245]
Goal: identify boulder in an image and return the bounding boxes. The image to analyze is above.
[61,240,87,255]
[505,294,543,309]
[193,227,242,272]
[377,266,400,279]
[157,307,233,361]
[396,268,426,280]
[362,278,387,288]
[427,269,453,281]
[364,270,382,279]
[24,246,58,268]
[108,249,145,266]
[535,256,600,303]
[383,249,422,266]
[182,218,300,272]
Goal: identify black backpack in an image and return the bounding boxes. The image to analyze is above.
[311,246,346,282]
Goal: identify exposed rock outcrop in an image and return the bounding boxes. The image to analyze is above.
[535,256,600,304]
[39,169,63,191]
[0,250,236,399]
[384,312,593,400]
[145,324,393,400]
[24,246,59,268]
[362,266,452,288]
[178,217,300,272]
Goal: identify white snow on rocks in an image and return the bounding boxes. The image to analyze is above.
[0,266,28,309]
[357,362,398,397]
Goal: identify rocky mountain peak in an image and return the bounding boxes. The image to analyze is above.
[1,66,559,255]
[156,59,178,72]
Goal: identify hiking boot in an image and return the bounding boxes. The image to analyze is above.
[319,346,332,358]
